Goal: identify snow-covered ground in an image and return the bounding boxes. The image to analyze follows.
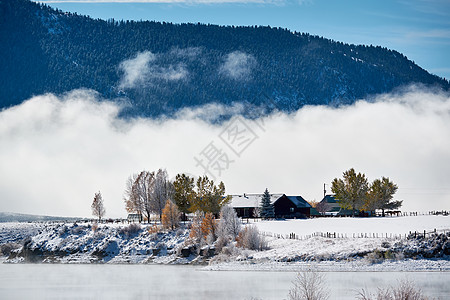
[1,215,449,272]
[251,215,449,237]
[0,222,45,243]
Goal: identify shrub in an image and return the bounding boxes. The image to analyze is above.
[215,236,230,253]
[287,270,329,300]
[71,225,85,235]
[189,212,217,244]
[91,222,99,232]
[58,225,68,237]
[119,223,141,237]
[365,249,384,264]
[0,242,21,256]
[147,224,160,234]
[357,279,429,300]
[236,226,267,251]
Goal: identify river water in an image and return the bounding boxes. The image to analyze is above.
[0,264,448,299]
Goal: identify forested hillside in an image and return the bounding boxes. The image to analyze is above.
[1,0,448,117]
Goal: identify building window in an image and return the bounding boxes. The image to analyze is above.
[290,207,294,213]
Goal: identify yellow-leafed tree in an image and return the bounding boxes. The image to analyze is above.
[200,212,217,241]
[161,199,180,230]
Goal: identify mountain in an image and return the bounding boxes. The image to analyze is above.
[1,0,449,118]
[0,212,81,223]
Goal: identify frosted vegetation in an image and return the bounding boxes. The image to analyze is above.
[0,215,448,273]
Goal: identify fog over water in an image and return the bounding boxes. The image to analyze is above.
[0,264,449,300]
[0,86,449,217]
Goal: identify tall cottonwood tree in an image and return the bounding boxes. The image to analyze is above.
[367,177,401,216]
[191,175,230,215]
[91,191,106,221]
[331,168,369,217]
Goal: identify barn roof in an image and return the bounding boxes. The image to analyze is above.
[321,195,337,203]
[284,195,312,208]
[229,193,283,208]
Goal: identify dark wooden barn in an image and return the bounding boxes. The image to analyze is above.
[273,195,312,219]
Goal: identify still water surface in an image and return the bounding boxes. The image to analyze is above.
[0,264,448,299]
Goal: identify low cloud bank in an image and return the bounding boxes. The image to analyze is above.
[219,51,257,80]
[0,86,449,217]
[118,50,188,89]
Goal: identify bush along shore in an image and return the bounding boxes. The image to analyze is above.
[1,221,449,268]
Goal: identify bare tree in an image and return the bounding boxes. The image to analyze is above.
[151,169,172,221]
[124,173,142,221]
[288,270,329,300]
[123,171,155,222]
[91,191,106,222]
[315,201,331,216]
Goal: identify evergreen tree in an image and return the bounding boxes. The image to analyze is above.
[260,188,274,219]
[172,173,195,221]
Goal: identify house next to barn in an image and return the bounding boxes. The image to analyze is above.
[318,195,355,217]
[230,193,313,219]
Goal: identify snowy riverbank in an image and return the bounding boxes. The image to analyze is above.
[1,215,449,271]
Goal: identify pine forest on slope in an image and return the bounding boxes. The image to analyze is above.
[1,0,449,118]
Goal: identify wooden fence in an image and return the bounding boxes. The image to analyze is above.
[260,228,446,241]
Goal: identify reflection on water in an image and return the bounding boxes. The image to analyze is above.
[0,264,448,299]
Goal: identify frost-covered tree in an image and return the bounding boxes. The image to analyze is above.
[151,169,173,221]
[161,199,180,230]
[91,191,106,221]
[173,173,195,221]
[123,171,154,222]
[218,205,241,240]
[260,188,274,219]
[331,168,369,217]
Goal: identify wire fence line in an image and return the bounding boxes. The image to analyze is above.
[260,228,448,241]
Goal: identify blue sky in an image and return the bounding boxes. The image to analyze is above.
[38,0,450,80]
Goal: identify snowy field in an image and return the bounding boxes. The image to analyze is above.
[252,215,449,237]
[0,216,449,272]
[0,222,45,244]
